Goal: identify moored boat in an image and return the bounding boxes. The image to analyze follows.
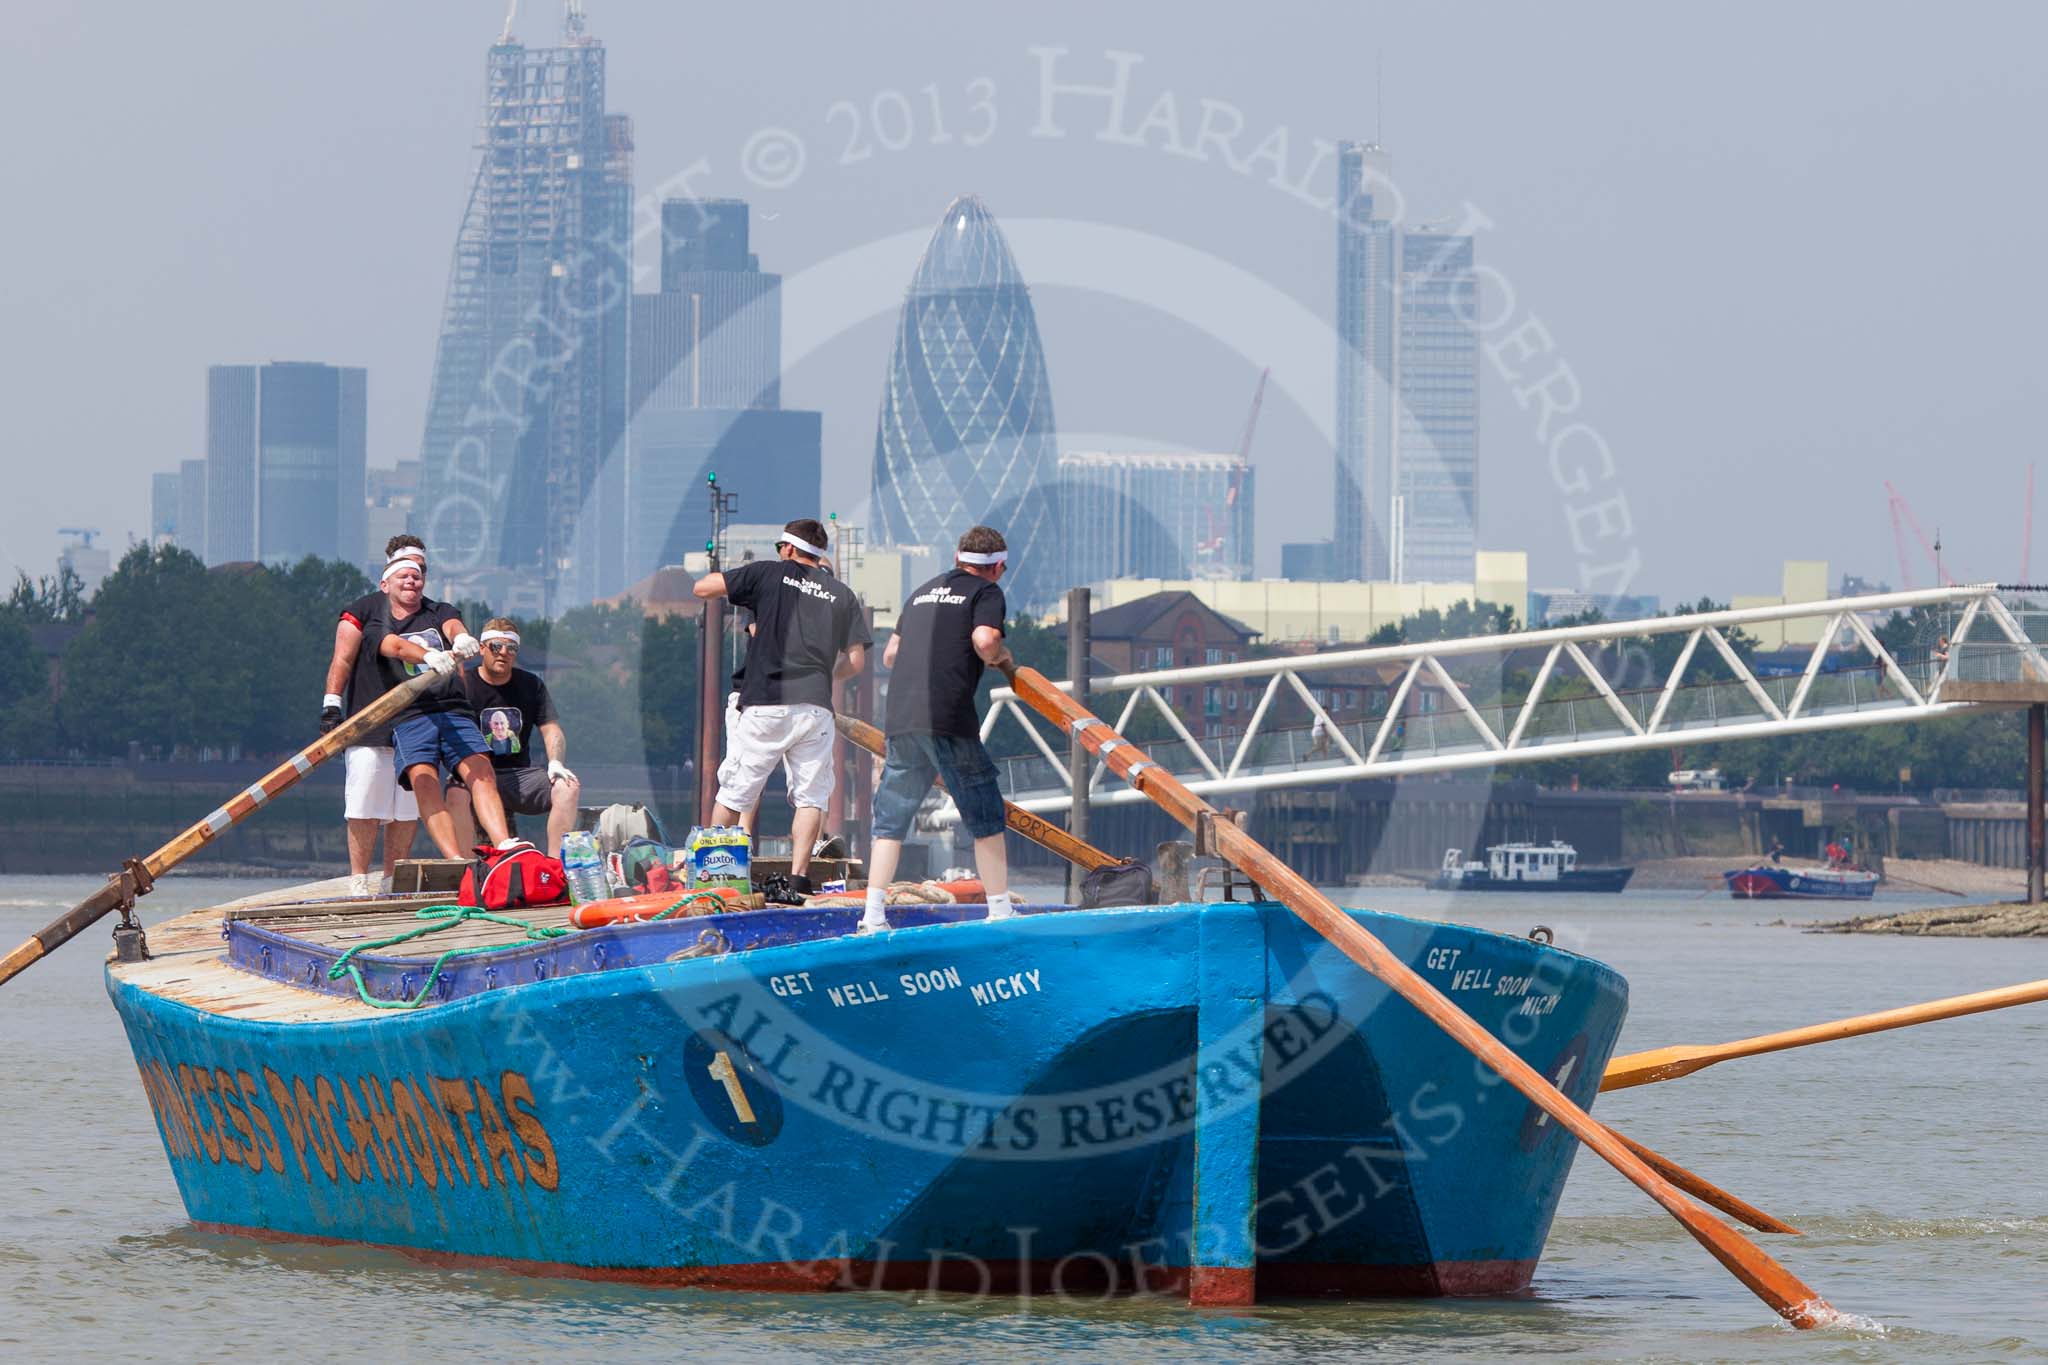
[109,883,1627,1302]
[1723,864,1880,900]
[1429,842,1634,894]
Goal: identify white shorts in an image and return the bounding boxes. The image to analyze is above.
[716,703,836,813]
[344,745,419,823]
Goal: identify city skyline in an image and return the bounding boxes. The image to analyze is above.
[11,3,2046,604]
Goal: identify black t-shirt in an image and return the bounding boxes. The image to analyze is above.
[338,591,398,746]
[884,569,1006,738]
[365,599,468,720]
[461,666,559,771]
[725,558,872,710]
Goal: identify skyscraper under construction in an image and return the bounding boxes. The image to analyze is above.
[415,3,632,611]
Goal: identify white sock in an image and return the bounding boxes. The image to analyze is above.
[860,885,889,929]
[986,891,1014,921]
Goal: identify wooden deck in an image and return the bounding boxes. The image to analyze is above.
[106,877,572,1022]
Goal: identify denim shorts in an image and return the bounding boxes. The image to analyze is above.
[872,731,1007,841]
[392,712,489,789]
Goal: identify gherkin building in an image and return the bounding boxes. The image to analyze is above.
[872,195,1062,610]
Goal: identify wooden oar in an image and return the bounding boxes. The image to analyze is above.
[833,711,1119,872]
[0,668,444,988]
[1603,976,2048,1092]
[1002,664,1837,1327]
[1605,1127,1801,1235]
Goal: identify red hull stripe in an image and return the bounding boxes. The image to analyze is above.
[190,1221,1534,1300]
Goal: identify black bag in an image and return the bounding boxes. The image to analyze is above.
[1078,858,1154,909]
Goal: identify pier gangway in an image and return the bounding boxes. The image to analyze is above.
[935,583,2045,822]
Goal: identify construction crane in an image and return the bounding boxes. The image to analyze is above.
[1195,368,1268,575]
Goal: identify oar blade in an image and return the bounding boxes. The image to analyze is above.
[1600,1045,1718,1092]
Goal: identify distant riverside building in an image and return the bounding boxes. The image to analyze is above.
[415,9,633,610]
[1081,551,1528,646]
[872,194,1061,610]
[1058,451,1253,586]
[626,198,820,582]
[203,362,366,567]
[58,533,111,598]
[177,458,207,559]
[1333,142,1480,584]
[1282,540,1340,583]
[150,472,181,545]
[1531,588,1661,625]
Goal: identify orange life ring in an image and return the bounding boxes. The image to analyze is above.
[804,879,985,908]
[569,886,748,929]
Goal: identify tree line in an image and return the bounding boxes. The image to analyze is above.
[0,545,711,768]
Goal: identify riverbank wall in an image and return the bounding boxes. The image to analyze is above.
[0,760,2033,881]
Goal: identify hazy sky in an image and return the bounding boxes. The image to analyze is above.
[5,0,2044,602]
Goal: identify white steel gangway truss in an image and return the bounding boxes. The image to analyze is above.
[945,583,2046,821]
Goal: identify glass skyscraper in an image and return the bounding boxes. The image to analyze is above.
[871,195,1061,610]
[1334,141,1396,582]
[625,198,821,583]
[1394,230,1480,583]
[414,10,632,612]
[204,362,365,567]
[1333,142,1480,584]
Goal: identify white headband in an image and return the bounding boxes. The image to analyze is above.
[380,551,425,584]
[957,550,1007,565]
[779,531,827,557]
[479,629,520,646]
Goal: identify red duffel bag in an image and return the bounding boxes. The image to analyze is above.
[458,841,568,910]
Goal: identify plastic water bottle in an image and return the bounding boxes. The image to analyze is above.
[560,831,610,905]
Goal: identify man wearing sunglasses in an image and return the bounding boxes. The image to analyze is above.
[447,616,580,857]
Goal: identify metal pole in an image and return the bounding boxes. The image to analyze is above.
[696,473,733,828]
[1067,587,1092,903]
[852,605,876,853]
[2030,702,2044,905]
[697,596,724,827]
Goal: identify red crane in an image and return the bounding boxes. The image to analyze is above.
[1196,367,1268,575]
[1884,480,1953,588]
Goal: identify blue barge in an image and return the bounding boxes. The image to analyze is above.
[1724,865,1879,900]
[108,888,1628,1303]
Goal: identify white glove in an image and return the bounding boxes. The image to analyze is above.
[547,759,578,784]
[421,648,457,676]
[451,632,481,660]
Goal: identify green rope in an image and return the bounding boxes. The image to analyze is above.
[326,904,572,1011]
[647,890,734,920]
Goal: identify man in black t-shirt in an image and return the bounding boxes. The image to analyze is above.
[861,525,1017,933]
[320,536,448,895]
[445,616,581,857]
[356,557,521,861]
[692,518,871,899]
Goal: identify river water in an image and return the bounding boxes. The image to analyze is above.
[3,873,2044,1362]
